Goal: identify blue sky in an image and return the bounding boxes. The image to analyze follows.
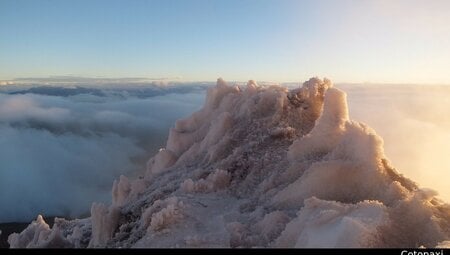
[1,0,450,83]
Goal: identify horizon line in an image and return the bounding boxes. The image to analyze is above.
[1,75,450,87]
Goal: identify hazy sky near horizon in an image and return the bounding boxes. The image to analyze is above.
[1,0,450,83]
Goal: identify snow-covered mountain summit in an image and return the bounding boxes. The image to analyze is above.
[8,78,450,248]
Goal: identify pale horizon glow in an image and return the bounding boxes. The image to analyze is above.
[1,0,450,84]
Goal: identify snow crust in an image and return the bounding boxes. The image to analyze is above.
[8,77,450,248]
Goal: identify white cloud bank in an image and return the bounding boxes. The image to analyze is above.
[0,87,206,223]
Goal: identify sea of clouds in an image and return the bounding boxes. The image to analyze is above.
[0,83,208,222]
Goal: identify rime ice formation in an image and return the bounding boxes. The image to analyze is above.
[7,78,450,248]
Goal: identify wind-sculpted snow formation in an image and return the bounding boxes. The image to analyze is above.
[7,78,450,248]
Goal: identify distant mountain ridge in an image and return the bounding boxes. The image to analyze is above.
[9,86,106,97]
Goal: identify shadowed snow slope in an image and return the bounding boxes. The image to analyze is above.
[7,78,450,248]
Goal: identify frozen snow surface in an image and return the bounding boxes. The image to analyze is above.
[8,78,450,248]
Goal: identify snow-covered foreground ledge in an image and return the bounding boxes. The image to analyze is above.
[7,78,450,248]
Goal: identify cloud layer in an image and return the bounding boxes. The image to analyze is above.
[0,86,206,222]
